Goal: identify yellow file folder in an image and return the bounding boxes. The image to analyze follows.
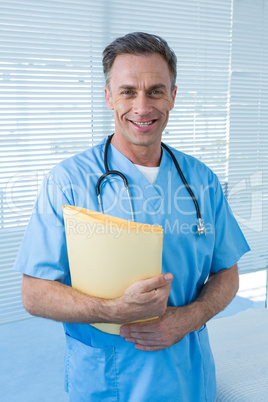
[63,206,163,335]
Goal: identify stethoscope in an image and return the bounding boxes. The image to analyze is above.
[96,134,206,237]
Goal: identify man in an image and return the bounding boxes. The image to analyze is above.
[14,32,249,401]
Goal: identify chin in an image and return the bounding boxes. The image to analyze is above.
[129,132,162,146]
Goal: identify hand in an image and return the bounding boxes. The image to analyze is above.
[115,273,173,324]
[119,305,201,351]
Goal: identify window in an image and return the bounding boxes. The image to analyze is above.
[0,0,267,323]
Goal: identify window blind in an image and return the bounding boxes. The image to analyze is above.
[0,0,266,324]
[227,0,268,272]
[107,0,232,183]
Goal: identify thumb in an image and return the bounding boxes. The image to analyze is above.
[139,273,173,293]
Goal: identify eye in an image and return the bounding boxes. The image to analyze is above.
[122,90,135,96]
[150,90,163,96]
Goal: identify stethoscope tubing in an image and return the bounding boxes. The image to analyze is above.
[161,142,201,220]
[96,134,206,236]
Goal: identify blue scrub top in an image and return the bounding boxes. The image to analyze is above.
[14,136,250,402]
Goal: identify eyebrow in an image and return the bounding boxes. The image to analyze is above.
[118,83,168,91]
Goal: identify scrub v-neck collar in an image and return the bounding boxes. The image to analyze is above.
[105,140,173,213]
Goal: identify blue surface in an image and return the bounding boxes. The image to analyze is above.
[215,294,265,319]
[0,317,68,402]
[0,295,265,402]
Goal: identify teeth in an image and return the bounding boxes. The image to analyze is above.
[132,120,153,127]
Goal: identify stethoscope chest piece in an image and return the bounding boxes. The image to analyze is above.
[197,218,207,237]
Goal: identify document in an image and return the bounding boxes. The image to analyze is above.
[63,206,163,335]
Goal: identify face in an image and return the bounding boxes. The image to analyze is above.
[104,53,177,153]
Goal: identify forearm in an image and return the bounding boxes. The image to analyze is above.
[21,272,173,325]
[22,274,121,324]
[119,264,239,351]
[188,263,239,331]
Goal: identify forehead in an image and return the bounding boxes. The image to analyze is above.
[109,53,172,89]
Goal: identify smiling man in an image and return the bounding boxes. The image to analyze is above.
[14,32,249,401]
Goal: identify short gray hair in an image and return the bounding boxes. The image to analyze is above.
[102,32,177,90]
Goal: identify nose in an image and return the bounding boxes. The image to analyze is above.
[133,93,153,116]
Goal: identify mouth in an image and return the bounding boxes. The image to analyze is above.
[129,119,156,128]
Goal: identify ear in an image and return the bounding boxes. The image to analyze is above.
[170,85,177,110]
[104,86,114,110]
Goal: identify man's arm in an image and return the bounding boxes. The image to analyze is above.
[119,264,239,351]
[21,272,173,325]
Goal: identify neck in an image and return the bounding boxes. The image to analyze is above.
[110,135,162,167]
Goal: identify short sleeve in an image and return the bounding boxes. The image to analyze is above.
[13,173,72,284]
[210,176,250,273]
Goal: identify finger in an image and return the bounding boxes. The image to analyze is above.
[124,337,164,346]
[120,318,160,335]
[139,273,173,293]
[135,344,166,352]
[122,330,160,341]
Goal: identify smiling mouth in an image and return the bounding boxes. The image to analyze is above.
[130,120,156,127]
